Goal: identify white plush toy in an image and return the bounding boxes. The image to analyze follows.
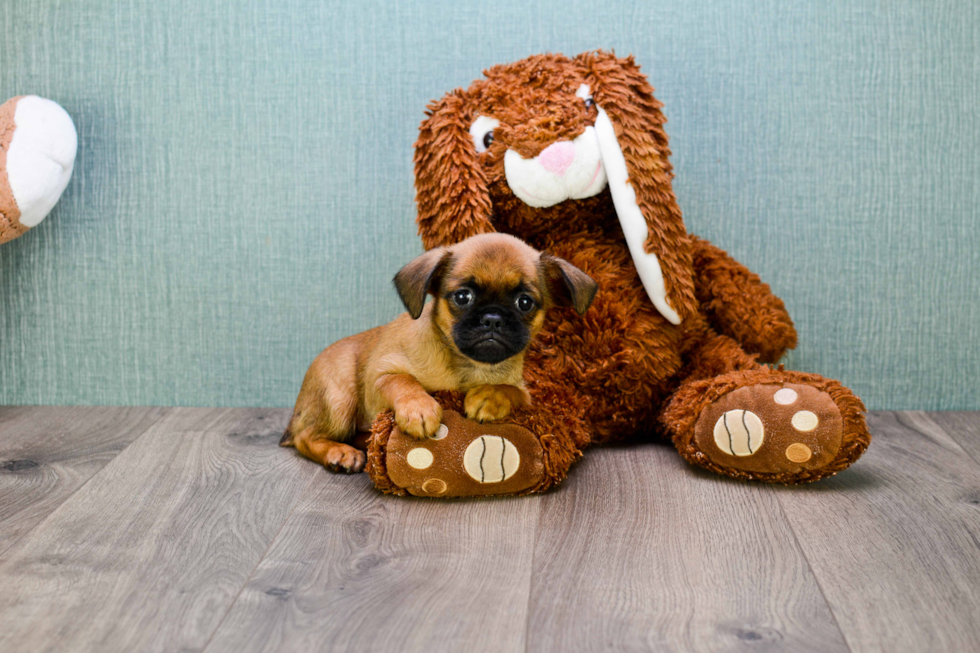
[0,96,77,244]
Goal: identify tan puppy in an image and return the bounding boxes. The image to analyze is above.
[281,233,596,473]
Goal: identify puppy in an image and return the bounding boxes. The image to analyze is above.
[280,233,597,473]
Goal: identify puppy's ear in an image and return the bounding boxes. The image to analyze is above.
[575,50,696,325]
[414,90,496,250]
[540,254,598,316]
[393,247,453,319]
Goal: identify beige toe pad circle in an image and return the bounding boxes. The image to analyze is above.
[421,478,447,495]
[432,424,449,440]
[791,411,819,432]
[786,443,813,463]
[713,410,765,456]
[406,448,434,469]
[773,388,798,405]
[463,435,520,483]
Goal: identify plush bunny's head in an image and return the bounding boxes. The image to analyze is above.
[414,51,696,324]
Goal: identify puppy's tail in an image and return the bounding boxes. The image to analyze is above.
[279,425,295,447]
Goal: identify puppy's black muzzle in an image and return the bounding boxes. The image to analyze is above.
[454,304,530,364]
[480,311,504,331]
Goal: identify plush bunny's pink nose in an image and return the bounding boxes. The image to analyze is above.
[537,141,575,177]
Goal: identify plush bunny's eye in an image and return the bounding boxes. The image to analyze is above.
[469,115,500,154]
[575,84,594,110]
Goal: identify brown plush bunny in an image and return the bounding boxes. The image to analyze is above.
[366,51,870,497]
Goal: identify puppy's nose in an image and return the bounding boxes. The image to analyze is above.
[480,312,504,331]
[537,141,575,177]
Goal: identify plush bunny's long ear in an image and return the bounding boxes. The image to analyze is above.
[577,52,696,325]
[414,90,496,250]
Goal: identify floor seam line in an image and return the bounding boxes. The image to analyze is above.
[917,412,980,468]
[522,497,543,653]
[0,406,172,571]
[199,470,318,653]
[772,486,855,653]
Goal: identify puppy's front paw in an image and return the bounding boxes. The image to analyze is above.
[465,385,514,423]
[395,395,443,439]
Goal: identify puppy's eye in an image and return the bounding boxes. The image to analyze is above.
[453,289,474,306]
[583,97,595,110]
[516,294,535,313]
[469,115,501,154]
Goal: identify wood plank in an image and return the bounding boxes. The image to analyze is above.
[0,405,33,427]
[0,406,168,563]
[0,407,318,653]
[526,444,848,653]
[927,411,980,466]
[203,473,540,653]
[774,411,980,653]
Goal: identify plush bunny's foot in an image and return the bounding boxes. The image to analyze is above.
[0,96,77,244]
[696,382,844,474]
[367,409,544,497]
[664,369,870,484]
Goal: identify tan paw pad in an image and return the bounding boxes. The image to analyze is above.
[786,443,813,463]
[421,478,447,495]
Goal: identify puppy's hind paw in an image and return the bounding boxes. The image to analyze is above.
[324,443,366,474]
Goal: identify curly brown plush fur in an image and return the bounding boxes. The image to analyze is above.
[367,51,870,492]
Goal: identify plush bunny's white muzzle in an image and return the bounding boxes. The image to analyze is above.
[500,84,681,325]
[503,128,607,208]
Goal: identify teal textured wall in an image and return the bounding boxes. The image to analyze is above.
[0,0,977,410]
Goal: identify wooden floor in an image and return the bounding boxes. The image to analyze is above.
[0,408,978,652]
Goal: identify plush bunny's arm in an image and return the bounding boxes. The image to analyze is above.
[691,236,797,363]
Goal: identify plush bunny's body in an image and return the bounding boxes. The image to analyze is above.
[367,52,869,495]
